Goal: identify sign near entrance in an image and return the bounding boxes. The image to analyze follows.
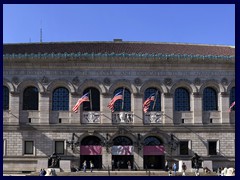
[143,145,165,155]
[112,146,134,155]
[80,146,102,155]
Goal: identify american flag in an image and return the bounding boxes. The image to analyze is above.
[108,92,123,112]
[72,93,90,113]
[143,93,155,113]
[228,101,235,112]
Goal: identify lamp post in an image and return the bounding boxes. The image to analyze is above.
[134,133,144,152]
[101,133,113,153]
[168,133,178,160]
[66,133,80,151]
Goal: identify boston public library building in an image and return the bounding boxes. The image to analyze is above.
[3,40,235,173]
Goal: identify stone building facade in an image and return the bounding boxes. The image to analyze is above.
[3,41,235,172]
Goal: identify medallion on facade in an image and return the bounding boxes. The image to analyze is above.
[103,77,111,86]
[12,77,19,84]
[134,78,142,86]
[194,78,201,86]
[221,78,228,86]
[41,76,49,84]
[164,78,172,86]
[72,76,80,85]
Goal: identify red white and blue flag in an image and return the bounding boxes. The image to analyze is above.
[108,92,123,112]
[228,101,235,112]
[72,93,90,113]
[143,93,155,113]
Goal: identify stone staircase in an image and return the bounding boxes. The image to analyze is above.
[28,170,217,176]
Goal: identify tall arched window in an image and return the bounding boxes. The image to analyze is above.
[144,88,161,111]
[83,87,100,111]
[23,86,38,110]
[3,86,9,110]
[113,87,131,111]
[230,87,235,111]
[52,87,69,111]
[203,87,217,111]
[113,136,133,145]
[174,87,190,111]
[144,136,163,146]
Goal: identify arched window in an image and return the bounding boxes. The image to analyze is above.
[113,87,131,111]
[81,136,101,145]
[113,136,133,145]
[83,87,100,111]
[52,87,69,111]
[230,87,235,111]
[203,87,217,111]
[174,88,190,111]
[144,136,163,146]
[144,88,161,111]
[23,86,38,110]
[3,86,9,110]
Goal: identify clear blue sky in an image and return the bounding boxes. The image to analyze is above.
[3,4,235,45]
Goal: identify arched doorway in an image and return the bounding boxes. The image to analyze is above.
[80,136,102,169]
[112,136,134,170]
[143,136,165,170]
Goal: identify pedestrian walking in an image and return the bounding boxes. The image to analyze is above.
[182,162,187,176]
[90,160,94,173]
[117,161,120,171]
[172,162,177,176]
[165,160,169,171]
[127,161,131,171]
[83,160,87,172]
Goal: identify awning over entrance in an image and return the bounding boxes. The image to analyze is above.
[111,146,134,155]
[80,145,102,155]
[143,145,165,155]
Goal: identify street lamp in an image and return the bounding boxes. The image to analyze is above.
[168,133,178,159]
[134,133,144,152]
[66,133,80,151]
[101,133,113,153]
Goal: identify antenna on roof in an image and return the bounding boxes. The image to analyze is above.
[40,20,42,43]
[29,38,31,43]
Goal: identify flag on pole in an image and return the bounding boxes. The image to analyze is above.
[143,93,155,113]
[72,93,90,113]
[228,101,235,112]
[108,92,123,112]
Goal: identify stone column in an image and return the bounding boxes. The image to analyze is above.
[133,93,144,124]
[164,93,173,124]
[39,92,50,124]
[220,92,230,124]
[101,93,112,124]
[193,92,203,124]
[9,92,20,124]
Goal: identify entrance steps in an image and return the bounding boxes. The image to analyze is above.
[28,170,217,176]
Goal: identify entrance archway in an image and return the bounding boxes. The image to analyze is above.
[112,136,134,170]
[80,136,102,169]
[143,136,165,170]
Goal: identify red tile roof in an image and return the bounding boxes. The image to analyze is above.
[3,41,235,56]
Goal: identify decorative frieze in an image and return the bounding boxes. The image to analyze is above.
[82,112,101,124]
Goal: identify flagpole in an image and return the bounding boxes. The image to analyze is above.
[121,87,125,111]
[152,90,158,111]
[89,89,92,111]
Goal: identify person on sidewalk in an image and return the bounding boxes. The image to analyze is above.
[90,161,94,173]
[182,162,187,176]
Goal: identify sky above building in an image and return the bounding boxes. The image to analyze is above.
[3,4,235,45]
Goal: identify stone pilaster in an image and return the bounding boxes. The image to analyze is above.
[9,92,20,124]
[101,93,112,124]
[39,92,50,124]
[193,92,203,124]
[133,93,144,124]
[220,92,230,124]
[164,93,173,124]
[70,93,81,124]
